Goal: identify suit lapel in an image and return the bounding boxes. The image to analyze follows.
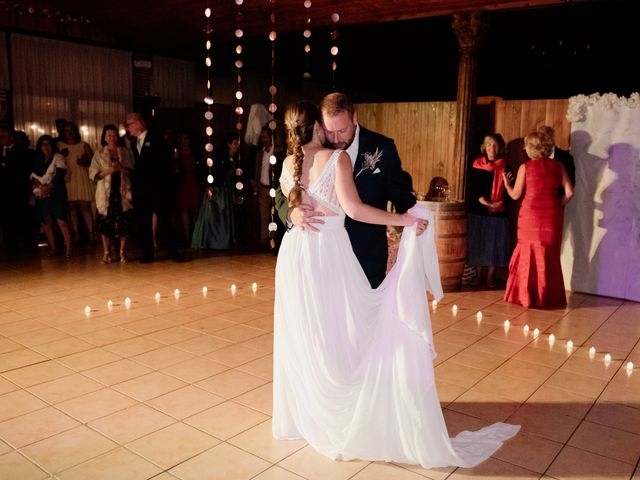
[353,127,370,179]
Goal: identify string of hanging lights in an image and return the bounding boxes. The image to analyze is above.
[303,0,312,80]
[330,1,340,87]
[233,0,246,203]
[267,0,279,250]
[203,5,215,196]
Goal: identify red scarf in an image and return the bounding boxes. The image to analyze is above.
[472,156,506,209]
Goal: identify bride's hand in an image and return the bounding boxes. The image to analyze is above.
[291,203,325,232]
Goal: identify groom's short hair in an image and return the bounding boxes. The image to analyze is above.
[320,92,354,118]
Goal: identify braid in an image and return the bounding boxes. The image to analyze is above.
[284,101,320,209]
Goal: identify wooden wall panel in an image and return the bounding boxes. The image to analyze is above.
[356,102,456,198]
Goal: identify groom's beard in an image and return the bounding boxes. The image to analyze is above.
[325,132,355,151]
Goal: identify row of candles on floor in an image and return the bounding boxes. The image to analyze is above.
[431,299,634,374]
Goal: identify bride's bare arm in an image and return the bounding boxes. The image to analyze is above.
[335,152,415,227]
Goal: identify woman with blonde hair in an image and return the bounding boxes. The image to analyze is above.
[502,131,574,307]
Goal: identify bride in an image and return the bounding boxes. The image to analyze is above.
[273,101,519,469]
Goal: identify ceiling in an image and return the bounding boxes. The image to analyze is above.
[1,0,595,60]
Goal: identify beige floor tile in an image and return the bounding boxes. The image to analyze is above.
[56,388,137,423]
[146,385,225,420]
[278,445,369,480]
[27,373,104,404]
[196,368,268,399]
[234,355,273,380]
[434,380,467,406]
[2,360,74,388]
[31,337,95,359]
[494,358,556,384]
[446,457,540,479]
[434,361,488,389]
[240,332,274,353]
[83,359,153,385]
[204,343,268,367]
[10,326,70,347]
[56,446,162,480]
[507,404,582,443]
[244,316,274,332]
[546,445,634,480]
[351,462,437,479]
[512,344,570,368]
[544,370,608,399]
[126,422,219,469]
[567,420,640,465]
[146,326,201,345]
[0,439,10,455]
[172,334,233,356]
[586,400,640,435]
[131,346,195,370]
[491,431,562,473]
[185,401,268,440]
[442,409,492,437]
[88,404,175,444]
[251,465,306,480]
[217,308,267,324]
[185,317,238,335]
[0,390,48,422]
[102,336,166,358]
[228,419,306,463]
[77,326,137,346]
[169,442,270,480]
[211,324,267,344]
[0,319,49,337]
[56,348,121,371]
[0,349,48,372]
[448,388,520,423]
[161,356,229,383]
[0,377,18,395]
[112,372,186,402]
[0,451,49,480]
[447,349,507,372]
[473,372,541,402]
[0,406,79,448]
[0,338,23,355]
[21,425,117,473]
[233,382,273,415]
[526,385,594,419]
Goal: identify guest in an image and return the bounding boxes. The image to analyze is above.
[0,126,36,254]
[191,133,238,250]
[253,126,284,247]
[174,132,203,246]
[502,131,574,308]
[57,121,96,242]
[275,92,426,288]
[89,124,135,264]
[126,113,181,263]
[537,125,575,187]
[465,133,511,288]
[31,135,72,258]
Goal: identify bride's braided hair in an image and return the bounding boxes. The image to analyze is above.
[284,101,320,209]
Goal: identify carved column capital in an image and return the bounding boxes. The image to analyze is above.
[452,11,487,54]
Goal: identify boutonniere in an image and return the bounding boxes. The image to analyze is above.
[355,147,383,179]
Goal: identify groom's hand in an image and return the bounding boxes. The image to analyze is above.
[415,218,428,236]
[291,203,325,232]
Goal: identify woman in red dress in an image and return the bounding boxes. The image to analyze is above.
[502,131,574,308]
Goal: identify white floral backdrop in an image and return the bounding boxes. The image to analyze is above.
[561,93,640,302]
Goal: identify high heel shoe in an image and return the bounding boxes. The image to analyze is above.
[102,252,111,264]
[119,251,127,263]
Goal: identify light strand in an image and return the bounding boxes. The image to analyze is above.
[267,0,279,250]
[203,5,215,193]
[303,0,312,80]
[330,1,340,88]
[234,0,245,200]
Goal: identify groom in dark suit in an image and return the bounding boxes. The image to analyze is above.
[276,92,426,288]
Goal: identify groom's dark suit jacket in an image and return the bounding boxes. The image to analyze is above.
[347,126,416,287]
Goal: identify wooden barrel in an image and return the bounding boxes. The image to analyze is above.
[420,200,467,292]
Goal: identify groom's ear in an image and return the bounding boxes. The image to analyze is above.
[353,111,358,125]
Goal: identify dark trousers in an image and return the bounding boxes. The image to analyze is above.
[136,206,177,261]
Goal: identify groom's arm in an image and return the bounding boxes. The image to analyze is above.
[275,186,289,227]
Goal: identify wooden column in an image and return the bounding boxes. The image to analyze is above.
[451,11,486,200]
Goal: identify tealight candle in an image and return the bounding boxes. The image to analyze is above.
[124,297,131,309]
[452,304,458,314]
[549,333,555,344]
[566,340,573,350]
[476,311,482,321]
[84,305,91,316]
[604,353,612,364]
[523,324,529,333]
[589,346,596,358]
[107,299,113,310]
[202,286,208,295]
[154,292,161,302]
[174,288,180,298]
[252,282,258,293]
[431,299,437,309]
[231,284,237,295]
[627,361,634,372]
[533,328,540,338]
[504,320,510,328]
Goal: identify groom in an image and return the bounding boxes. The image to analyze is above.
[276,92,426,288]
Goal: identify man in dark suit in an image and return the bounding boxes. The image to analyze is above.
[276,93,426,288]
[125,113,181,263]
[538,125,575,187]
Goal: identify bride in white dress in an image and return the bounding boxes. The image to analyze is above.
[273,101,519,469]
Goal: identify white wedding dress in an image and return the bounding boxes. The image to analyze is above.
[273,150,519,469]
